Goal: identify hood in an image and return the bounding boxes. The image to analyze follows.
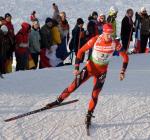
[21,22,31,33]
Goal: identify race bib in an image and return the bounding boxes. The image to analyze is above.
[92,50,112,64]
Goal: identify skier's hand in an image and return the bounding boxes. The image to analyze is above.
[73,70,80,76]
[120,72,125,81]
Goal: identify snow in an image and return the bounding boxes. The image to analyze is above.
[0,0,150,139]
[1,53,150,139]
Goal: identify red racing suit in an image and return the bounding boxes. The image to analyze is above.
[58,34,129,113]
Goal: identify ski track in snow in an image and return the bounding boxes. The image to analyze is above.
[1,54,150,139]
[1,95,150,140]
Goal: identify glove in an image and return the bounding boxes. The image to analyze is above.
[120,71,125,81]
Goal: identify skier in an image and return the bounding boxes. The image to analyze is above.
[46,23,129,126]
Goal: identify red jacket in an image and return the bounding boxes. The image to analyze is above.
[5,21,14,37]
[15,22,31,54]
[77,35,129,76]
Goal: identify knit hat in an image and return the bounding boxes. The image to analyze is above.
[77,18,84,25]
[103,23,113,34]
[45,17,53,24]
[5,13,12,18]
[92,11,98,17]
[1,25,8,33]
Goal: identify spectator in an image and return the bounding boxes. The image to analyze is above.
[135,7,150,53]
[4,13,15,73]
[97,12,106,35]
[59,11,70,42]
[87,11,99,40]
[39,17,53,68]
[69,18,86,63]
[5,13,14,38]
[121,8,134,52]
[46,19,62,67]
[15,22,31,71]
[87,11,99,59]
[0,25,12,74]
[29,19,41,69]
[56,11,70,62]
[107,6,118,38]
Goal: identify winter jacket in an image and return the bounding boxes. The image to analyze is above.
[97,21,105,35]
[121,15,134,41]
[0,31,12,59]
[59,19,69,39]
[15,22,31,49]
[40,24,52,49]
[15,22,31,71]
[5,21,14,37]
[69,25,86,53]
[140,14,150,35]
[5,21,15,52]
[29,28,41,53]
[87,18,99,40]
[134,13,150,36]
[107,15,117,38]
[51,26,61,45]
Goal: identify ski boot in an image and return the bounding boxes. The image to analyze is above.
[85,111,95,126]
[45,98,62,108]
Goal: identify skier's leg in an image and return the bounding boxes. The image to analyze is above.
[46,66,91,107]
[58,66,91,101]
[86,73,106,124]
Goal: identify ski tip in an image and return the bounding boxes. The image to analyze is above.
[4,119,11,122]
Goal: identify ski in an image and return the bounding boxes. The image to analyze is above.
[4,99,79,122]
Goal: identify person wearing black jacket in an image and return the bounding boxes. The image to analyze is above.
[121,8,134,51]
[0,25,12,74]
[39,18,53,68]
[69,18,86,63]
[86,11,99,59]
